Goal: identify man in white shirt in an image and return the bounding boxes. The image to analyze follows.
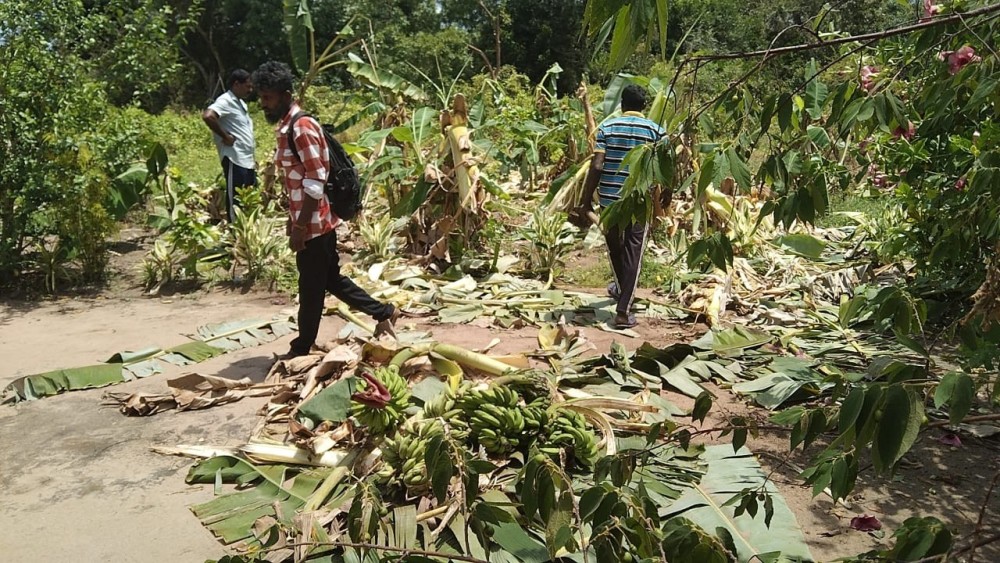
[202,69,256,223]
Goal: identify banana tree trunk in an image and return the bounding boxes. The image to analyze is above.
[441,94,481,213]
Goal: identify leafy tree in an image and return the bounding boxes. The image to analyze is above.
[175,0,347,103]
[0,2,150,287]
[79,0,195,110]
[501,0,589,94]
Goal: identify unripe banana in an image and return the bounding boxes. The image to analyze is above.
[351,365,411,435]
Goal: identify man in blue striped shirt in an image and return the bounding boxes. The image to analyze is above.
[577,84,666,328]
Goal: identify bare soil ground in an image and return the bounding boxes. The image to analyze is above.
[1,239,997,562]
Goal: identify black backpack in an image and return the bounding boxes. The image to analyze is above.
[286,112,363,221]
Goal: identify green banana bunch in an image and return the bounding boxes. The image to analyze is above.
[421,389,470,440]
[542,409,600,466]
[522,398,551,434]
[458,385,532,456]
[380,419,444,494]
[351,365,411,435]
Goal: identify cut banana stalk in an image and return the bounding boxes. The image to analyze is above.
[241,443,348,467]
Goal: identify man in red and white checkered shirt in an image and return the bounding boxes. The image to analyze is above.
[253,61,398,358]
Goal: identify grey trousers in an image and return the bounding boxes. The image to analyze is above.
[605,222,649,315]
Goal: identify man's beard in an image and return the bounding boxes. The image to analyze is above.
[264,108,284,124]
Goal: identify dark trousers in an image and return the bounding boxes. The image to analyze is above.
[290,230,393,353]
[605,222,649,315]
[221,157,256,223]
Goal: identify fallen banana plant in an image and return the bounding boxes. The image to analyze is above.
[335,269,687,334]
[166,323,817,562]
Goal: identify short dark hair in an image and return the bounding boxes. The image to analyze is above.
[228,69,251,89]
[621,84,648,112]
[252,61,294,94]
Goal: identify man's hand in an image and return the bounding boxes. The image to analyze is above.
[222,132,236,146]
[569,206,596,230]
[289,226,307,252]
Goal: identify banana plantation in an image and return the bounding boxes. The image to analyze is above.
[3,0,1000,562]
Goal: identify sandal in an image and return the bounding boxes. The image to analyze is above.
[607,282,621,300]
[614,313,638,329]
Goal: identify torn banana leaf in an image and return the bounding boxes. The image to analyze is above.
[187,456,349,545]
[106,346,163,363]
[160,341,225,366]
[437,304,485,324]
[3,363,124,402]
[691,326,773,357]
[297,377,358,425]
[122,359,165,380]
[108,373,273,416]
[662,446,813,562]
[731,371,832,410]
[198,319,297,351]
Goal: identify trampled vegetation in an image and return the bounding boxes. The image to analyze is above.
[2,0,1000,562]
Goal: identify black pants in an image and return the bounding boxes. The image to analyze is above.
[290,230,393,354]
[605,222,649,315]
[221,157,256,223]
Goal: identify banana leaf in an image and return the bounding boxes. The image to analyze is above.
[107,163,150,220]
[107,346,162,364]
[297,377,358,425]
[160,341,225,366]
[3,364,125,402]
[196,319,295,351]
[188,456,339,544]
[691,326,773,357]
[663,446,814,562]
[283,0,313,74]
[346,53,428,101]
[732,358,833,410]
[331,101,387,134]
[775,234,827,260]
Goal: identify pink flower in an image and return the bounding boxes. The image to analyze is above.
[922,0,941,21]
[955,177,966,191]
[892,121,916,141]
[938,433,962,446]
[851,515,883,532]
[860,66,879,92]
[939,46,981,75]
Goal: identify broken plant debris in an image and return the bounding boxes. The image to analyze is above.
[163,320,815,562]
[2,318,296,403]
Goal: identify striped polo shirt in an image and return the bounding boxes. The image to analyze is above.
[594,111,666,207]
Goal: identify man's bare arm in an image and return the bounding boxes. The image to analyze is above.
[202,109,234,146]
[579,152,605,210]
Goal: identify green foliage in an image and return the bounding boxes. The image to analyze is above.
[142,171,225,289]
[225,191,293,287]
[855,516,953,561]
[357,215,405,264]
[502,0,589,93]
[79,0,193,109]
[0,2,173,289]
[584,0,670,70]
[519,208,579,281]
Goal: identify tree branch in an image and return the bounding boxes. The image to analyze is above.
[684,3,1000,63]
[468,44,496,79]
[928,413,1000,428]
[968,470,1000,563]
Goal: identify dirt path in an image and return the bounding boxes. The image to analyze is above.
[0,287,698,562]
[2,288,997,562]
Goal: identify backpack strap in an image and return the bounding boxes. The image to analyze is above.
[285,111,313,164]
